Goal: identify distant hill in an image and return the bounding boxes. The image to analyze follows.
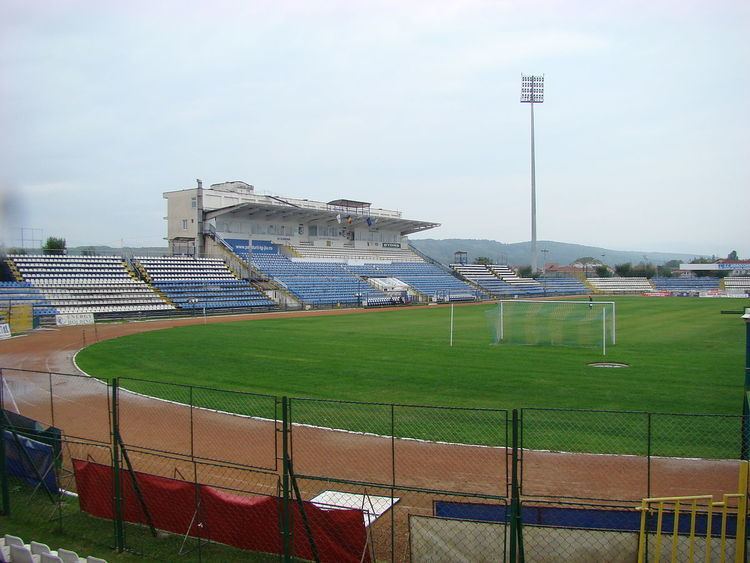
[409,239,706,267]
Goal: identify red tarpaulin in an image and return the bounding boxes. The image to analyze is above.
[73,460,369,562]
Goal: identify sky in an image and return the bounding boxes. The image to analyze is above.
[1,0,748,257]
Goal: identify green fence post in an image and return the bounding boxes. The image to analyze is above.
[742,314,750,460]
[646,412,652,497]
[509,409,524,562]
[111,378,124,552]
[742,310,750,561]
[391,403,396,563]
[281,396,292,562]
[0,384,9,517]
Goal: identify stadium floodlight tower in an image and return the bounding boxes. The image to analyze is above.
[520,74,544,274]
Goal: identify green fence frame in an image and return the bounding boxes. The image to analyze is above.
[0,367,746,562]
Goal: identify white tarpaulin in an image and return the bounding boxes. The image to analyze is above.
[310,490,398,527]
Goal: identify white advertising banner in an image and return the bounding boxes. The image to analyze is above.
[681,263,750,271]
[55,313,95,326]
[0,323,11,340]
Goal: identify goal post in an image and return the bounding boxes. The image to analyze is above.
[489,299,616,354]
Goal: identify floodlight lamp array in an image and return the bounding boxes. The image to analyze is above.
[520,74,544,103]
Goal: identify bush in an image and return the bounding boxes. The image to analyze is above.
[42,237,66,255]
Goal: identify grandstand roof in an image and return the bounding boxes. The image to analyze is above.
[205,201,439,235]
[327,199,371,209]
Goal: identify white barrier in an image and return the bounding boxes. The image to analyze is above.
[409,515,506,562]
[55,313,95,326]
[0,323,11,339]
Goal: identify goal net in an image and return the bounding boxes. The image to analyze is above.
[488,300,615,354]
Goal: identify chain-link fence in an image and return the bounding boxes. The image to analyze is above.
[0,368,746,561]
[520,407,746,503]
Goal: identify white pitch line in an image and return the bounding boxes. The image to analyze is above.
[68,352,740,462]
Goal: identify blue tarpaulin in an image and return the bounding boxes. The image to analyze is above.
[4,429,58,494]
[434,501,736,536]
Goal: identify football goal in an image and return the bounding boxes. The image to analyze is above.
[488,300,616,355]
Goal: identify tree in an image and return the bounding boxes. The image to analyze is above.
[728,250,738,261]
[633,263,656,279]
[574,257,598,265]
[656,265,673,278]
[474,257,491,265]
[614,262,632,277]
[595,265,611,277]
[42,237,66,255]
[518,265,532,278]
[81,247,98,256]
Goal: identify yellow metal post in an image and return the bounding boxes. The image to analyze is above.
[689,499,698,562]
[734,460,748,563]
[636,462,748,563]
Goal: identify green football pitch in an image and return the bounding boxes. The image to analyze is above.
[77,296,746,415]
[75,296,748,455]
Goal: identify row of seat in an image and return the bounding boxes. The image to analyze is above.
[723,277,750,288]
[136,256,225,264]
[147,273,237,280]
[8,255,123,264]
[291,245,423,263]
[0,281,33,288]
[179,299,274,309]
[1,534,106,562]
[587,277,653,293]
[537,276,588,295]
[652,277,721,292]
[19,273,132,279]
[0,282,54,316]
[344,262,481,300]
[154,279,251,288]
[52,304,175,314]
[25,279,145,286]
[41,288,158,296]
[7,256,176,316]
[135,257,276,311]
[451,264,553,298]
[251,254,383,305]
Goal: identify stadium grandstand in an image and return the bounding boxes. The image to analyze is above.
[536,274,588,295]
[451,263,520,297]
[5,254,173,317]
[164,180,482,307]
[3,178,747,327]
[586,276,653,294]
[724,277,750,297]
[651,276,721,295]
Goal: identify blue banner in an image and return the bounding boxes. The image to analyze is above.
[224,239,278,259]
[4,430,58,494]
